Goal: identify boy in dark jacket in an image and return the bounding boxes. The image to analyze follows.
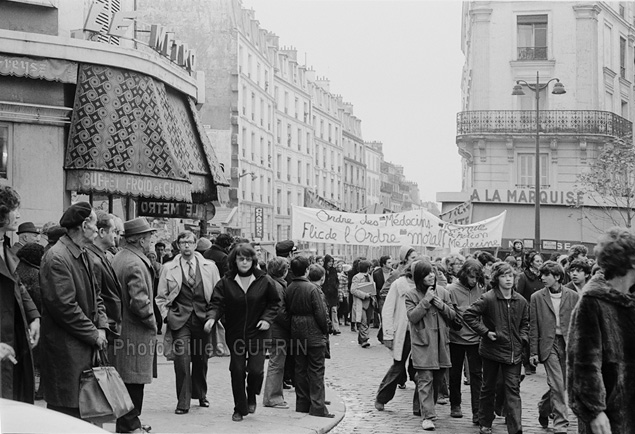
[463,262,529,434]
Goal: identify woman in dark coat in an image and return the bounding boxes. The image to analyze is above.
[322,255,340,335]
[568,227,635,434]
[204,243,280,422]
[0,186,40,404]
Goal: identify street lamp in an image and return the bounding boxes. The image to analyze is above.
[512,71,565,252]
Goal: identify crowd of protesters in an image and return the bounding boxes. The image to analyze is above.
[1,183,634,433]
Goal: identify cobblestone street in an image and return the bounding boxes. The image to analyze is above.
[326,327,578,434]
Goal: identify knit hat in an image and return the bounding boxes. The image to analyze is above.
[59,202,92,229]
[196,237,212,253]
[16,242,44,267]
[399,245,415,262]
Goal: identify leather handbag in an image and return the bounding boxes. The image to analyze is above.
[79,350,135,421]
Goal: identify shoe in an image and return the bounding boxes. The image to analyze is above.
[333,330,341,335]
[361,342,370,348]
[437,396,449,405]
[375,401,384,411]
[311,412,335,418]
[479,427,493,434]
[450,406,463,418]
[232,411,243,422]
[141,424,152,432]
[421,419,435,430]
[398,383,406,389]
[324,400,331,405]
[248,403,257,414]
[265,402,289,409]
[174,408,188,414]
[283,381,292,389]
[129,429,149,433]
[199,398,210,407]
[538,414,549,428]
[472,414,479,425]
[463,378,470,385]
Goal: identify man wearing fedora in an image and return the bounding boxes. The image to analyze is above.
[39,202,109,419]
[156,231,221,414]
[112,217,157,434]
[12,222,40,254]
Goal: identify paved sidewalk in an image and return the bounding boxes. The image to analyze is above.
[36,355,345,434]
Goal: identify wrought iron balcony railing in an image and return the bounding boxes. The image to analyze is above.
[517,46,547,60]
[457,110,632,139]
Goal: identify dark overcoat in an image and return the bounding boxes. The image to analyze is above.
[111,245,157,384]
[0,239,39,403]
[568,275,635,434]
[39,235,108,407]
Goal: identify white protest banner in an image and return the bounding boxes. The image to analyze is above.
[291,205,506,248]
[439,200,472,225]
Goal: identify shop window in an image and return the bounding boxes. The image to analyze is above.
[0,124,9,180]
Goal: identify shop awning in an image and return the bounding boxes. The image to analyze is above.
[65,64,228,203]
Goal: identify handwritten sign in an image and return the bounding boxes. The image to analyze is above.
[439,200,472,225]
[291,206,506,248]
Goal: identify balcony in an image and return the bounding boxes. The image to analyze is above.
[517,47,547,60]
[457,110,632,139]
[380,182,393,193]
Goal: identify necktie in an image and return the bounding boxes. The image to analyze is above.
[187,261,195,286]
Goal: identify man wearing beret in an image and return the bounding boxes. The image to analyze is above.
[112,217,157,433]
[39,202,109,419]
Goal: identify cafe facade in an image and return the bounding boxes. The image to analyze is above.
[0,0,227,234]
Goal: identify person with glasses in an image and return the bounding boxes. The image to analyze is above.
[0,186,40,404]
[204,243,280,422]
[156,231,221,415]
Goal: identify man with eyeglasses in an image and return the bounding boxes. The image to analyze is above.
[156,231,221,415]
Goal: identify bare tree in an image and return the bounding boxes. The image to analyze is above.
[574,138,635,231]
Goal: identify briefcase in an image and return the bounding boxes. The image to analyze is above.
[79,350,135,421]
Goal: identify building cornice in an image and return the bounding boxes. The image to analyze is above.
[0,29,199,100]
[572,4,601,21]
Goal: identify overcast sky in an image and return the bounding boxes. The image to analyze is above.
[241,0,465,203]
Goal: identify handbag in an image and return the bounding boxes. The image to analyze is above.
[208,321,230,357]
[79,350,135,421]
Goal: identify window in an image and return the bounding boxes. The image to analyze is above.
[517,153,549,188]
[517,15,547,60]
[620,36,626,78]
[0,124,9,179]
[604,24,613,69]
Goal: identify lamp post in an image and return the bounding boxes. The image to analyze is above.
[512,71,565,252]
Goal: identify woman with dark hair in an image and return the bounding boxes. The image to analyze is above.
[204,243,280,422]
[0,186,40,403]
[516,250,544,375]
[568,227,635,434]
[447,259,485,423]
[464,262,529,434]
[404,260,456,431]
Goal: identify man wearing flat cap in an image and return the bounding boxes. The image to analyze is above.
[39,202,109,419]
[11,221,40,254]
[112,217,157,433]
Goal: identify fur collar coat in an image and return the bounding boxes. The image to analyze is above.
[567,275,635,434]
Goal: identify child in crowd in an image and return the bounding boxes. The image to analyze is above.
[464,262,529,434]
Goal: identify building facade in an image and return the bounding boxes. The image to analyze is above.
[1,0,225,239]
[365,141,383,212]
[438,1,634,255]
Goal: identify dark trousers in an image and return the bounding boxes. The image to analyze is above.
[229,343,266,415]
[479,358,522,434]
[294,345,328,416]
[47,404,81,419]
[283,352,295,386]
[172,314,209,410]
[116,383,144,433]
[449,342,482,416]
[376,331,417,408]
